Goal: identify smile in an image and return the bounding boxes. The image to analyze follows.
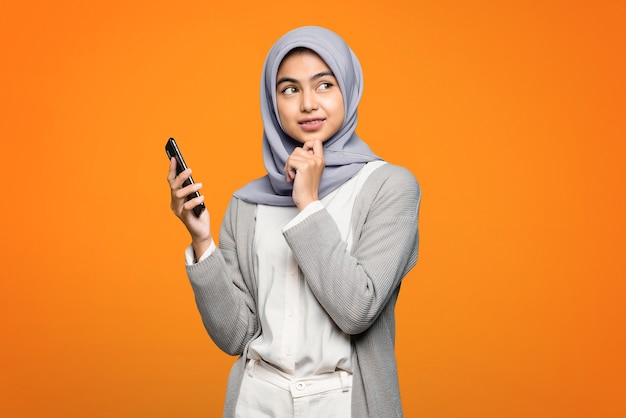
[298,118,325,132]
[299,118,325,125]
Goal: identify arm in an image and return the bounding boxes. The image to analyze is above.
[283,165,420,335]
[185,198,259,355]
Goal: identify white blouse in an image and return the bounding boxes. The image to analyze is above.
[249,160,386,377]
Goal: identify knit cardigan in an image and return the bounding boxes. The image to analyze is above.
[186,163,420,417]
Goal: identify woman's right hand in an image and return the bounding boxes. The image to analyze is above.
[167,157,212,258]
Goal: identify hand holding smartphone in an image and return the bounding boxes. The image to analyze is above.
[165,137,206,217]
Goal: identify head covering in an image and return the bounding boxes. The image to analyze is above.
[234,26,381,206]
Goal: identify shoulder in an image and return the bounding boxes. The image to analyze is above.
[350,162,421,222]
[364,163,421,198]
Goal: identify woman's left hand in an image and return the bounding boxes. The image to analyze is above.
[284,140,325,211]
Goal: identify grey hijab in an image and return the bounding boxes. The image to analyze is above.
[234,26,381,206]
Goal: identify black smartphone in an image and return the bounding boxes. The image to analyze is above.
[165,137,206,217]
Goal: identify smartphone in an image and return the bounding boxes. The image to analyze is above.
[165,137,206,217]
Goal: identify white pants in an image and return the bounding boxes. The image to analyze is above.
[235,359,352,418]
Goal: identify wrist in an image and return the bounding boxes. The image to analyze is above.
[295,192,318,211]
[191,237,212,260]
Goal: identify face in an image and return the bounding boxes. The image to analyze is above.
[275,50,345,144]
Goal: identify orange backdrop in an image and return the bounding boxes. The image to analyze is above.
[1,0,625,417]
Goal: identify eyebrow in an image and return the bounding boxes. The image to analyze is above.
[276,71,336,86]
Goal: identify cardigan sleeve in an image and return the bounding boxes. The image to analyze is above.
[185,197,259,355]
[282,164,420,335]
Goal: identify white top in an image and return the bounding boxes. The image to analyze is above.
[187,161,386,377]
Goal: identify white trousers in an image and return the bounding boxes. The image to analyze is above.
[234,359,352,418]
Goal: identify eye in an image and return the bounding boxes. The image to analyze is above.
[318,82,333,91]
[280,86,298,95]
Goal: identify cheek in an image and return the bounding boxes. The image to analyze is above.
[333,99,345,123]
[337,104,345,121]
[332,93,345,118]
[277,100,295,122]
[275,104,288,129]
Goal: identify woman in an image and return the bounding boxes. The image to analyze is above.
[168,25,421,417]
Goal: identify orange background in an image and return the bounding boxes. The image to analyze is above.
[1,1,625,416]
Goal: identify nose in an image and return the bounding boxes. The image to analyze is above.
[300,90,318,112]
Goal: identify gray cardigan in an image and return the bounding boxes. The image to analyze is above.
[186,163,421,417]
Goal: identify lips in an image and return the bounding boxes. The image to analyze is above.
[298,118,325,132]
[299,118,325,125]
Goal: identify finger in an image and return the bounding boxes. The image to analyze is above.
[167,157,178,183]
[302,141,314,154]
[172,168,193,190]
[284,162,296,182]
[284,152,310,178]
[284,154,299,182]
[174,182,203,200]
[183,194,205,213]
[312,140,323,156]
[302,140,323,155]
[172,183,203,217]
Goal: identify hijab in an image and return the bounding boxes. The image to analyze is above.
[233,26,381,206]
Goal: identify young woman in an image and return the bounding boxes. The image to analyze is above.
[167,25,421,418]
